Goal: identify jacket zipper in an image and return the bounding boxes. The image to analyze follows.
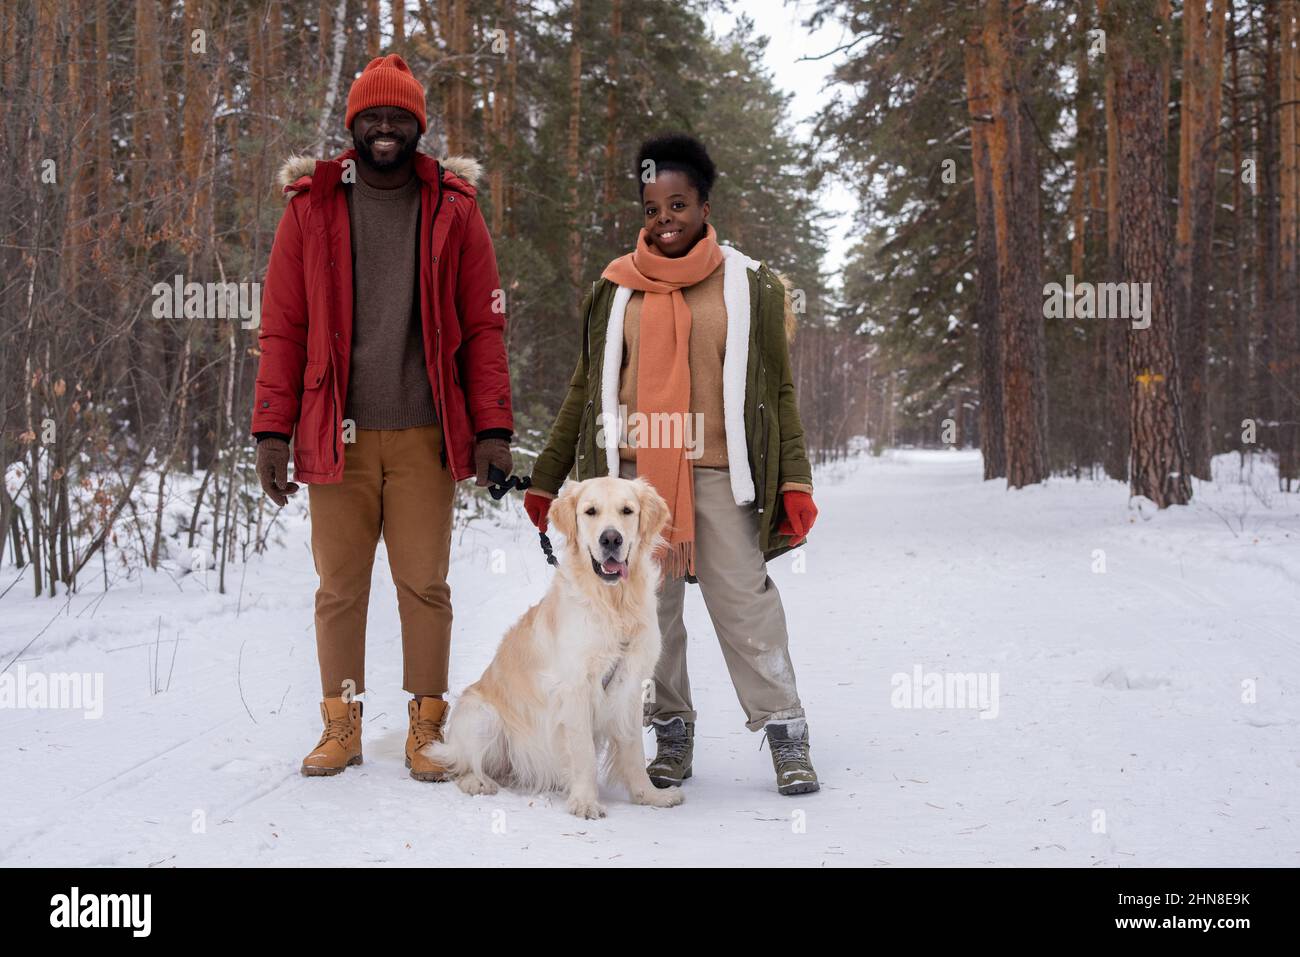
[577,399,594,468]
[755,276,768,514]
[430,173,448,469]
[326,163,348,471]
[331,365,340,466]
[437,326,448,468]
[578,281,598,472]
[327,243,341,468]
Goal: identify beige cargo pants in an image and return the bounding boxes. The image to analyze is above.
[619,459,805,731]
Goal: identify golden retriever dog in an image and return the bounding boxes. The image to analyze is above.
[423,475,684,818]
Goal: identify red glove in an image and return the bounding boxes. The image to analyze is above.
[777,491,817,545]
[524,491,553,532]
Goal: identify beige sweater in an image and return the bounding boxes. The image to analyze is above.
[612,262,812,495]
[617,264,729,467]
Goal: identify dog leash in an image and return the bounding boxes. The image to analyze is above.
[487,465,558,567]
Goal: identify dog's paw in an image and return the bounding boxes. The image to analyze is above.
[566,795,607,819]
[458,774,499,796]
[633,786,684,808]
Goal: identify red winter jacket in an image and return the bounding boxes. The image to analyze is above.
[251,150,513,484]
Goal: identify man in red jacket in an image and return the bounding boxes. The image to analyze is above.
[250,54,514,782]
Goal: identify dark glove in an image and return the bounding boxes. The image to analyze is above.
[474,437,513,488]
[255,437,299,507]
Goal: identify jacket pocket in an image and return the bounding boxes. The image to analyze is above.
[303,359,328,391]
[298,359,334,458]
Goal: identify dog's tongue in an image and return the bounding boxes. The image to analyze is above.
[602,557,629,580]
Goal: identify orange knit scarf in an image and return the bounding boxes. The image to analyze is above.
[601,226,724,578]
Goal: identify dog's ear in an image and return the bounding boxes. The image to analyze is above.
[635,478,671,543]
[549,483,579,542]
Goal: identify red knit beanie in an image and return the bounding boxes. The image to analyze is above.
[346,54,427,133]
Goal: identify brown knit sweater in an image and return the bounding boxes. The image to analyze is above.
[343,176,436,430]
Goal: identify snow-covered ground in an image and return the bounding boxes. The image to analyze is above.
[2,449,1297,867]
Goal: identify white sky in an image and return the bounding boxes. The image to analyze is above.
[709,0,858,286]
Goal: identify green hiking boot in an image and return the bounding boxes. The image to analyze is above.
[763,718,820,795]
[647,716,694,788]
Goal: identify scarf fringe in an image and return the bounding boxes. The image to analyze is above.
[657,538,694,580]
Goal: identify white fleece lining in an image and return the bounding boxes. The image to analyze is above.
[720,246,758,505]
[599,246,759,506]
[601,286,633,477]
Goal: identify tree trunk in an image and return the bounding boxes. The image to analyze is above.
[1111,0,1193,506]
[964,26,1005,479]
[367,0,381,58]
[1102,12,1130,481]
[1227,0,1251,455]
[1175,0,1229,480]
[566,0,584,293]
[489,0,510,237]
[603,0,623,246]
[315,0,349,154]
[1278,0,1300,487]
[983,0,1047,488]
[1256,0,1280,451]
[505,0,517,237]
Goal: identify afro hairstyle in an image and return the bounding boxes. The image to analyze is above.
[637,133,718,202]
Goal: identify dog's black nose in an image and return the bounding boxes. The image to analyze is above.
[599,527,623,554]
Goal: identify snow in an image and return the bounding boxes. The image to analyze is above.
[1,449,1297,867]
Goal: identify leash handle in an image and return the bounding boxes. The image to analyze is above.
[487,464,533,500]
[485,466,556,567]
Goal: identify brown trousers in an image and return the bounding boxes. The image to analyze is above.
[307,424,455,697]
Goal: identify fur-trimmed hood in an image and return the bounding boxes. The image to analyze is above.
[275,152,483,195]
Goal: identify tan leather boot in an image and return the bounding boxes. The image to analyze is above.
[301,697,363,776]
[406,697,450,782]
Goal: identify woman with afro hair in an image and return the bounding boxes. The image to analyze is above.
[526,132,820,796]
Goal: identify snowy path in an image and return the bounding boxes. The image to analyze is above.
[2,450,1297,867]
